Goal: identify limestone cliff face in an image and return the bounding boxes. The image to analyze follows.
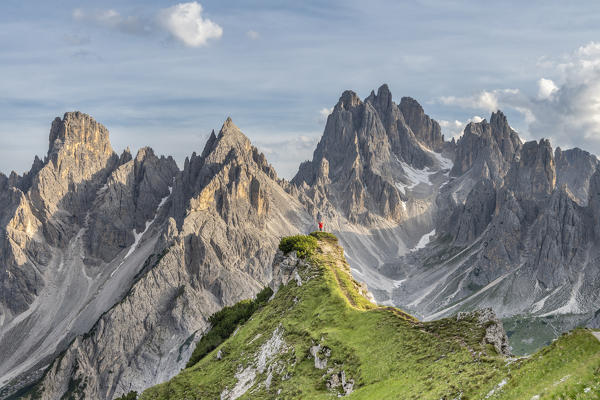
[399,96,444,152]
[0,112,120,317]
[30,118,311,400]
[0,113,179,398]
[504,139,556,200]
[0,185,46,316]
[31,112,119,247]
[85,147,178,263]
[588,168,600,240]
[554,147,599,206]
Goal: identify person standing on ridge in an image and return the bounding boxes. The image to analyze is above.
[318,221,324,231]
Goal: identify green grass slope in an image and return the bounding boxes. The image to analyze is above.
[140,233,600,400]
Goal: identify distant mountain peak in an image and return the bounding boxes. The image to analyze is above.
[451,110,522,180]
[490,110,507,126]
[337,90,362,110]
[48,111,112,156]
[365,84,393,113]
[218,117,248,142]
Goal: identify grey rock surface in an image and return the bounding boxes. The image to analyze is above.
[20,118,312,400]
[0,113,181,398]
[555,147,599,206]
[451,111,521,183]
[457,308,511,357]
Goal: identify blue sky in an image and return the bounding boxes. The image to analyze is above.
[1,1,600,178]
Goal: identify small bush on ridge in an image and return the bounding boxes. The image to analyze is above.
[279,235,318,258]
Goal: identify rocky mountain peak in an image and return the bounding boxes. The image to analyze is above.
[191,118,255,171]
[221,116,237,132]
[135,146,155,162]
[293,85,447,224]
[173,118,278,227]
[119,147,133,164]
[505,138,556,198]
[216,117,251,149]
[208,117,274,176]
[399,96,444,151]
[48,112,113,161]
[365,84,393,111]
[337,90,362,110]
[23,112,120,248]
[554,146,599,206]
[451,111,522,182]
[490,110,508,130]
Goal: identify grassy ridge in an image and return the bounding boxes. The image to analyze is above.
[140,234,600,400]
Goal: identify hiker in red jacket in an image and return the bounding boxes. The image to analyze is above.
[318,221,324,231]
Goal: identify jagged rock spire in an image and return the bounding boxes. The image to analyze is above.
[399,96,444,151]
[451,110,522,182]
[505,138,556,198]
[48,112,113,161]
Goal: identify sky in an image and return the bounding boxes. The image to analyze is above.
[1,1,600,179]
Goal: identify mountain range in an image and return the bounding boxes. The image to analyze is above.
[1,84,600,399]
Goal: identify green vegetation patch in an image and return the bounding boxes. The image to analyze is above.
[186,286,273,368]
[115,391,138,400]
[309,231,338,242]
[493,329,600,399]
[279,234,318,258]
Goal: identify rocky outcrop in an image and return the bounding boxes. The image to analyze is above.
[504,139,555,199]
[399,96,444,151]
[270,250,310,291]
[555,147,599,206]
[457,308,511,357]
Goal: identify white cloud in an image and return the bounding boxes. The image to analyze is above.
[537,78,558,100]
[439,89,519,112]
[439,116,484,140]
[319,107,333,123]
[246,30,260,40]
[476,91,499,111]
[72,8,149,35]
[158,2,222,47]
[438,42,600,153]
[72,2,221,47]
[576,41,600,58]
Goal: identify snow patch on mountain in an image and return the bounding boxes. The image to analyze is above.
[413,229,436,250]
